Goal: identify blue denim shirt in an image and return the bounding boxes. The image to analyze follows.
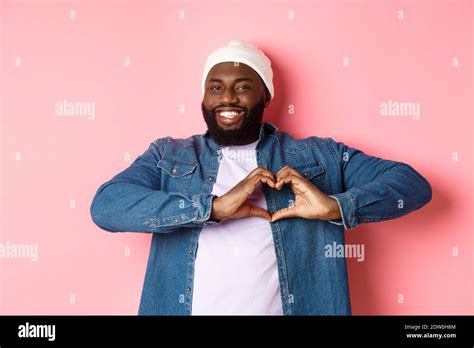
[90,122,432,315]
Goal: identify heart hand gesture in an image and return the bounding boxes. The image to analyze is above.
[210,167,276,222]
[271,165,341,222]
[210,165,342,223]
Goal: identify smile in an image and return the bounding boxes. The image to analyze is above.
[218,111,244,119]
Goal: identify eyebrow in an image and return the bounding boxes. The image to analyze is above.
[207,77,254,83]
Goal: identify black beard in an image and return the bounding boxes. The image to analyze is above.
[201,97,265,147]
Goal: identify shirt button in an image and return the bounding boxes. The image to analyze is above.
[186,287,191,292]
[208,176,213,181]
[188,249,193,255]
[171,168,177,175]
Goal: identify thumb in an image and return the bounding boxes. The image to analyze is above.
[245,204,272,221]
[271,207,297,222]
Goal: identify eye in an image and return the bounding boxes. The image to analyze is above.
[236,85,250,91]
[209,86,221,92]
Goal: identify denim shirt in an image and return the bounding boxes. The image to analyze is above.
[90,122,432,315]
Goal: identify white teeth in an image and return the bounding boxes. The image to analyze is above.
[219,111,241,118]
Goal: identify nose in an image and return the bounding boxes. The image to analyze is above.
[220,88,238,104]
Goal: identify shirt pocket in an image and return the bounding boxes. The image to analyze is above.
[157,157,198,191]
[283,161,326,207]
[292,160,325,181]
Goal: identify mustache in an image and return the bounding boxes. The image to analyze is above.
[212,106,247,113]
[201,97,265,147]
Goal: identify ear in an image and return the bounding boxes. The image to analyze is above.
[264,88,271,108]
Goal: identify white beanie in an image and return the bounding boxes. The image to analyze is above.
[201,40,274,99]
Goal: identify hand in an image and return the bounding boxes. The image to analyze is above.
[270,165,342,223]
[210,166,276,222]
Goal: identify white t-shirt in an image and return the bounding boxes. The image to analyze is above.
[191,139,283,315]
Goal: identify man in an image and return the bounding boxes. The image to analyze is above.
[90,40,432,315]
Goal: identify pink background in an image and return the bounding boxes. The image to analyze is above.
[1,0,472,314]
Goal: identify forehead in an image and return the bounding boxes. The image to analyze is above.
[206,62,260,82]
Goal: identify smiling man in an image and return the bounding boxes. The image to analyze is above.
[90,40,432,315]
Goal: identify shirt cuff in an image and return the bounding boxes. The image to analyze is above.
[328,193,357,230]
[192,193,221,226]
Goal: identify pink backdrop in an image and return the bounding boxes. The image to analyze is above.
[0,0,472,314]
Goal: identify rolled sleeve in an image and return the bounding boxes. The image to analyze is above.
[328,193,356,230]
[192,193,221,226]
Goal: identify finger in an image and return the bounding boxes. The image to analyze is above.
[275,170,290,189]
[275,167,295,185]
[271,206,298,222]
[275,174,297,190]
[275,174,307,191]
[276,166,304,182]
[245,171,275,187]
[259,173,276,188]
[275,165,291,178]
[244,173,275,196]
[248,166,275,181]
[248,172,276,189]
